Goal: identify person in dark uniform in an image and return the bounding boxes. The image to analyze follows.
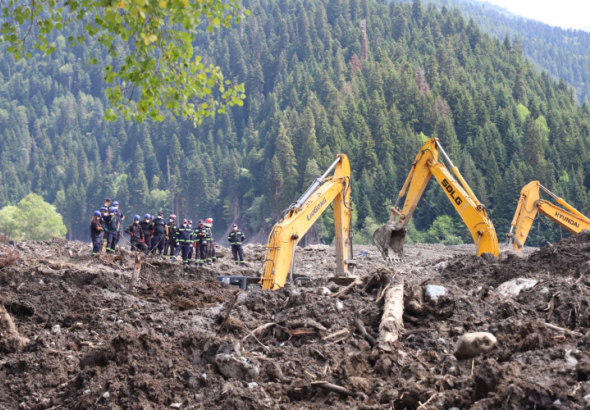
[139,214,152,252]
[164,214,177,259]
[187,220,194,264]
[125,215,148,253]
[100,206,108,252]
[90,211,103,256]
[151,211,168,257]
[103,207,119,253]
[228,224,245,264]
[193,220,207,267]
[174,219,193,265]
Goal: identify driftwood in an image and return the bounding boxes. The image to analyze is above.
[128,252,143,293]
[330,277,363,298]
[378,276,404,350]
[312,381,363,397]
[218,290,241,334]
[543,321,583,337]
[322,328,349,341]
[242,323,276,342]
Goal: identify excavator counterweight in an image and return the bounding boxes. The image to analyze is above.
[374,138,499,261]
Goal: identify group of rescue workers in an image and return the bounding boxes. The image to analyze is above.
[89,198,246,266]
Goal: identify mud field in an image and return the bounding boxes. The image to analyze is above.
[1,235,590,409]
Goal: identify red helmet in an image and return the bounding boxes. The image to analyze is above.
[205,218,213,224]
[169,214,176,219]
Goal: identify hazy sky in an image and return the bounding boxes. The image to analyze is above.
[478,0,590,31]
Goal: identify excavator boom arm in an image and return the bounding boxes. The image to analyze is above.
[509,181,590,250]
[374,138,499,259]
[260,155,352,290]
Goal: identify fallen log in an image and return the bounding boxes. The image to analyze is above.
[378,276,404,350]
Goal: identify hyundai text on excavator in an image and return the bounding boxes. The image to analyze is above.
[259,154,355,290]
[373,137,499,262]
[506,181,590,250]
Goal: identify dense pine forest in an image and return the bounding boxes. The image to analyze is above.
[0,0,589,247]
[417,0,590,103]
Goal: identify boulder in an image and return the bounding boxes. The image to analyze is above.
[454,332,497,360]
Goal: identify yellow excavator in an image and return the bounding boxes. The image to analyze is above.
[259,155,355,290]
[506,181,590,250]
[373,137,499,262]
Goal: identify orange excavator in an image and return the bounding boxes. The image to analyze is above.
[506,181,590,250]
[373,138,499,262]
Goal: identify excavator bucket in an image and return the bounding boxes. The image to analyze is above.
[373,221,406,263]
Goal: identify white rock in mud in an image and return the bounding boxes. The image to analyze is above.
[319,287,332,296]
[565,349,579,366]
[424,285,446,302]
[51,325,61,335]
[495,278,538,298]
[454,332,497,360]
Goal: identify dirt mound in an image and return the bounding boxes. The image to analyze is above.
[0,238,589,408]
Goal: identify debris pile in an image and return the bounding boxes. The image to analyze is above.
[0,236,589,408]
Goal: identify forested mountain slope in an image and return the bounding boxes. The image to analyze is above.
[413,0,590,102]
[0,0,589,246]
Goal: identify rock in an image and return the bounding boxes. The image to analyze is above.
[215,354,259,382]
[454,332,497,360]
[319,287,332,296]
[495,278,538,298]
[102,392,110,399]
[247,382,258,389]
[170,403,181,409]
[335,300,344,312]
[565,349,579,366]
[583,394,590,409]
[51,325,61,335]
[424,285,446,303]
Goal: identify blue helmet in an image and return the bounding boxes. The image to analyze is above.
[134,215,140,221]
[144,213,151,219]
[94,211,101,217]
[100,206,107,212]
[113,201,119,206]
[109,207,117,213]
